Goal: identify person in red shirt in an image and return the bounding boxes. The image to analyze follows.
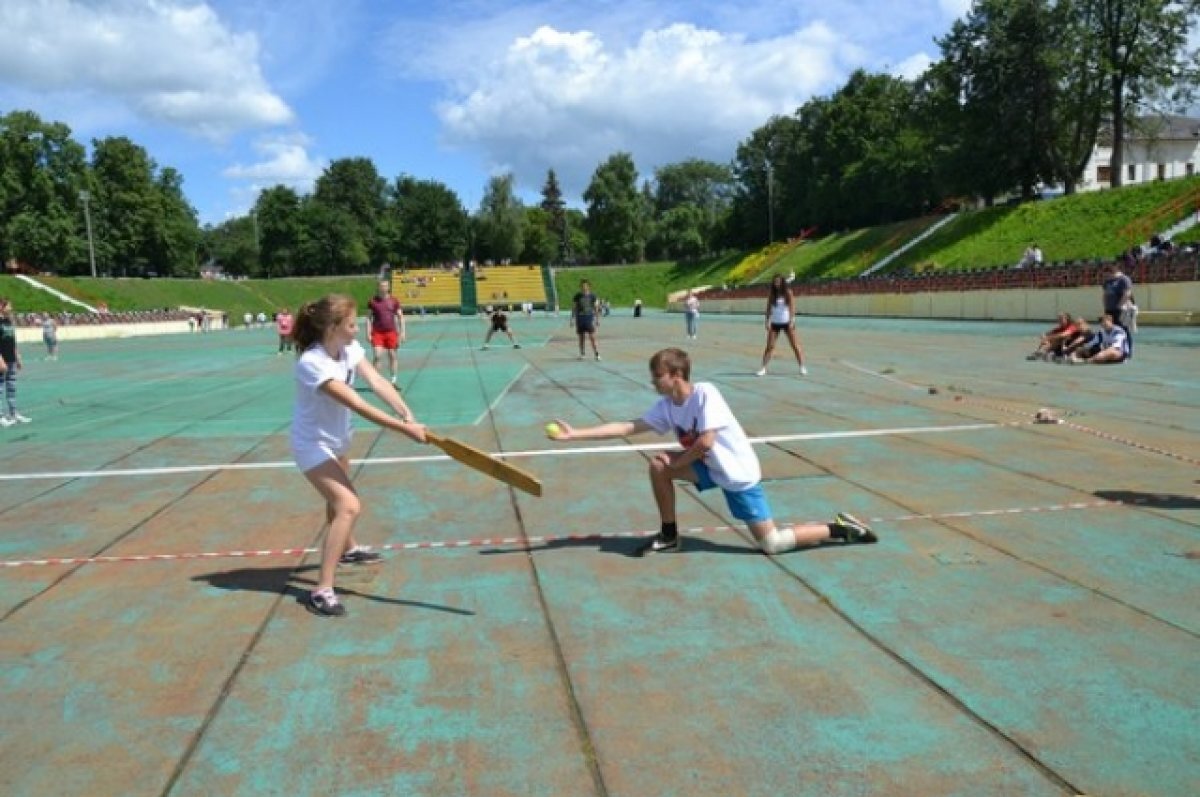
[1026,312,1077,360]
[366,280,405,384]
[275,307,295,355]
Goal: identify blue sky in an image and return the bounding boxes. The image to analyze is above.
[0,0,971,225]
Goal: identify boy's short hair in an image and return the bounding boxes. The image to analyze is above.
[650,348,690,380]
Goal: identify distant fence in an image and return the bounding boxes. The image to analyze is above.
[707,250,1199,300]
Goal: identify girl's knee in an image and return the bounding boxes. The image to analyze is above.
[331,495,362,520]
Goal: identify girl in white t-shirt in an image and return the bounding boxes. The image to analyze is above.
[756,274,807,376]
[291,294,427,617]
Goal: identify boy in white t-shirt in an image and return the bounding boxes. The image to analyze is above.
[547,348,876,556]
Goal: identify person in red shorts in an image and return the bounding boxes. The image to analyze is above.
[366,279,406,384]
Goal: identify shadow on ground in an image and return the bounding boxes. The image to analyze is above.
[192,566,475,615]
[1094,490,1200,510]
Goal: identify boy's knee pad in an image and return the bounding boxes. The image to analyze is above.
[759,526,796,555]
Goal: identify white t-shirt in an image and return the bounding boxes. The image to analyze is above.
[769,297,790,325]
[685,296,700,314]
[291,340,365,454]
[641,382,761,491]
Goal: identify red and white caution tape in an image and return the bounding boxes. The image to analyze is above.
[0,498,1159,569]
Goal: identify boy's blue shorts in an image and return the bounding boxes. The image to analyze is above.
[691,462,773,523]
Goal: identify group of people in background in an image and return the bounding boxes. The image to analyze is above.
[1024,262,1136,365]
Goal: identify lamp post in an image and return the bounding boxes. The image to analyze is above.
[766,163,775,245]
[79,190,97,278]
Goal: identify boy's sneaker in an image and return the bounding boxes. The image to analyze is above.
[306,588,346,618]
[635,532,681,556]
[755,367,767,377]
[0,417,13,427]
[513,343,521,349]
[12,413,30,423]
[799,365,808,376]
[481,344,490,350]
[578,353,585,360]
[834,513,878,544]
[339,546,383,565]
[594,353,601,361]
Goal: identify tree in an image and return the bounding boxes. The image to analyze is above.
[519,206,557,264]
[654,204,707,261]
[149,167,201,276]
[539,169,568,263]
[295,201,368,275]
[204,215,258,276]
[1095,0,1200,186]
[90,137,170,275]
[934,0,1068,200]
[650,158,735,258]
[583,153,645,263]
[391,176,468,266]
[313,157,387,264]
[475,173,525,262]
[729,115,803,247]
[256,186,303,278]
[0,111,89,272]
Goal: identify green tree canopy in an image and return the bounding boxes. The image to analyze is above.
[583,152,645,263]
[476,173,525,263]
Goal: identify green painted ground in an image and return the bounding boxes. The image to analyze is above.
[1,311,1197,797]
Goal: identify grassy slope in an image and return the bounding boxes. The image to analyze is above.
[886,176,1200,273]
[553,252,744,308]
[10,276,383,322]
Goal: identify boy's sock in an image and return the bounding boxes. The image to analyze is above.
[827,523,846,540]
[660,522,678,540]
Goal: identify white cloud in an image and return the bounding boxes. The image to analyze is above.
[0,0,293,138]
[892,52,934,81]
[223,133,325,186]
[938,0,973,20]
[435,22,861,195]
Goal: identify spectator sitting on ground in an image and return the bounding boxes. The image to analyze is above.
[1066,314,1129,365]
[1053,319,1093,361]
[1026,312,1078,360]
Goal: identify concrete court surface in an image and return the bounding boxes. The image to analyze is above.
[0,310,1197,797]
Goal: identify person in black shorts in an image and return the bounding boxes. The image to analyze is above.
[481,306,521,349]
[571,279,601,360]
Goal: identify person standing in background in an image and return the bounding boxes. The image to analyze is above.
[1101,262,1135,359]
[570,279,601,360]
[41,313,58,360]
[684,290,700,339]
[366,279,406,384]
[756,275,807,377]
[276,307,295,355]
[0,299,30,426]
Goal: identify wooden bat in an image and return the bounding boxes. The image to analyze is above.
[425,431,543,497]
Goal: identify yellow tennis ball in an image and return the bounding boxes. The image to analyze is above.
[545,422,561,439]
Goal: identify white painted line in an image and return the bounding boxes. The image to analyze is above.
[839,360,925,390]
[0,421,1005,482]
[473,363,530,425]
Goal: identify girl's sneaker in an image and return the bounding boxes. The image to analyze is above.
[339,546,383,565]
[306,588,346,618]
